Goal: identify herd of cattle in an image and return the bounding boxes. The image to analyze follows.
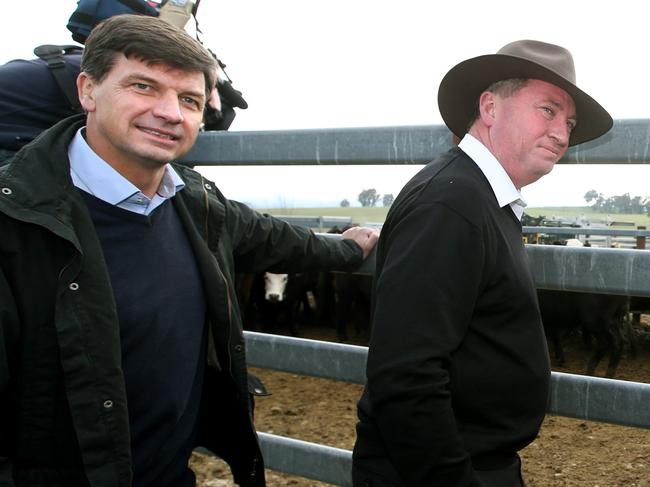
[237,228,647,378]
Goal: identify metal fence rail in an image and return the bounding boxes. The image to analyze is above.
[525,245,650,296]
[272,215,353,231]
[181,119,650,166]
[257,433,354,487]
[321,234,650,296]
[522,226,650,237]
[245,332,650,429]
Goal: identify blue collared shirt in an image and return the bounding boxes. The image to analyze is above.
[68,128,185,215]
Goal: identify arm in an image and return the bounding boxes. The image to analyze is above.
[0,270,18,486]
[365,202,485,486]
[227,200,369,273]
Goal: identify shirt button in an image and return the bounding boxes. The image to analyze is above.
[204,183,212,190]
[1,187,12,195]
[234,344,243,352]
[69,282,79,291]
[103,400,114,409]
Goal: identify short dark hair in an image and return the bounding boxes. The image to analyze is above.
[467,78,529,131]
[81,14,216,98]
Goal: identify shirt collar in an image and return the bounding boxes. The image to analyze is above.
[68,127,185,206]
[458,133,527,220]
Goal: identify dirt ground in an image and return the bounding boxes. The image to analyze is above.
[190,319,650,486]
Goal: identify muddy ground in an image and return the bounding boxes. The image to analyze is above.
[190,320,650,486]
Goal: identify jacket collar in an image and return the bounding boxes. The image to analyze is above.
[0,114,88,248]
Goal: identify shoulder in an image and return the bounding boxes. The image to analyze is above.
[0,59,48,87]
[171,163,251,222]
[390,147,494,223]
[171,163,227,203]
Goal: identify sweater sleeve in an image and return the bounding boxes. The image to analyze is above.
[365,201,486,487]
[226,199,363,273]
[0,269,18,486]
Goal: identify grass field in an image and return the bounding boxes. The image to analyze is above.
[258,206,650,227]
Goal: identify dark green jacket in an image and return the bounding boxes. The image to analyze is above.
[0,115,363,487]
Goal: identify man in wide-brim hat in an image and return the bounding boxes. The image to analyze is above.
[353,40,612,487]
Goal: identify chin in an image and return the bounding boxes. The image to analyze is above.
[139,146,185,165]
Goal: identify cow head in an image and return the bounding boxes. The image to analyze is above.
[264,273,288,302]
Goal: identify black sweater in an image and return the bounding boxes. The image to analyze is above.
[354,148,550,486]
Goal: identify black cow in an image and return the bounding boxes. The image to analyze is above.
[316,225,373,342]
[537,289,629,377]
[331,272,372,342]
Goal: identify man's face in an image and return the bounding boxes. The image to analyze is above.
[486,79,576,188]
[78,55,206,173]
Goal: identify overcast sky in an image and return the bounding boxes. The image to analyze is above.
[4,1,650,209]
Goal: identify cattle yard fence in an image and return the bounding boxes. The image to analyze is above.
[182,120,650,486]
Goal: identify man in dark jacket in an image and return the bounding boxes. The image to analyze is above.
[0,14,378,487]
[352,40,612,487]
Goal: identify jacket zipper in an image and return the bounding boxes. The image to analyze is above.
[200,175,235,378]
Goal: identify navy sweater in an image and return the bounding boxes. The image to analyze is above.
[81,192,206,487]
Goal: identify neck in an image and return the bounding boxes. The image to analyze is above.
[467,125,523,190]
[84,127,166,198]
[105,160,165,198]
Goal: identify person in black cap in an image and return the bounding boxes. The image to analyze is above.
[352,40,612,487]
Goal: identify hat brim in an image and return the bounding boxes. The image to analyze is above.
[437,54,613,146]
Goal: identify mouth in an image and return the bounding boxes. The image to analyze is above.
[137,126,180,142]
[539,145,560,159]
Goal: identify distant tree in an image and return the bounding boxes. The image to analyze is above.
[584,190,650,214]
[382,193,394,207]
[340,198,350,208]
[584,189,607,211]
[358,188,379,207]
[584,189,599,204]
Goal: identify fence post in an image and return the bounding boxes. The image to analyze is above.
[636,226,646,250]
[633,226,646,323]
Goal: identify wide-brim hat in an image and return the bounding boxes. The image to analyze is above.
[438,39,612,146]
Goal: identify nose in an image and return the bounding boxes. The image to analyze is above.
[153,92,184,123]
[549,116,571,148]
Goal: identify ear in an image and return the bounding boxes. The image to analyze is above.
[477,90,497,128]
[76,72,97,113]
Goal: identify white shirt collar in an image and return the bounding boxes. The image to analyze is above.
[458,133,527,220]
[68,128,185,215]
